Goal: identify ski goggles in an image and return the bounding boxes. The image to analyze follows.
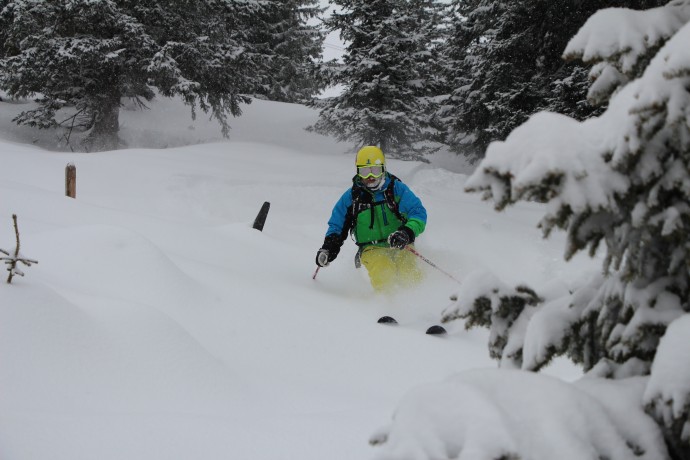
[357,165,384,178]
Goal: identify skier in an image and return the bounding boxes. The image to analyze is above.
[315,146,427,292]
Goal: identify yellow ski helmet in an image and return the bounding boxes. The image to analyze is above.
[355,146,385,167]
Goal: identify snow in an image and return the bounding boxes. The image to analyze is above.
[0,94,674,458]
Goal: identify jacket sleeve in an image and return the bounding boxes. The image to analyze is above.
[395,181,427,237]
[325,189,353,239]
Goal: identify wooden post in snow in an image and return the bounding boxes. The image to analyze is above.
[65,163,76,198]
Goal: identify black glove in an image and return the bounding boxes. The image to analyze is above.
[388,226,415,250]
[316,249,331,267]
[315,234,343,267]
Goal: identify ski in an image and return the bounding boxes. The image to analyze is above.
[377,316,447,335]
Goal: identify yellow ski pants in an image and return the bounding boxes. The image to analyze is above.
[360,245,423,293]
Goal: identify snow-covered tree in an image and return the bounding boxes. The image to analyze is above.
[309,0,446,159]
[0,0,267,151]
[444,1,690,457]
[249,0,326,103]
[437,0,667,163]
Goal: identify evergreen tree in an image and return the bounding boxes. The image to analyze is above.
[250,0,326,103]
[0,0,265,151]
[439,0,668,163]
[449,2,690,457]
[309,0,445,159]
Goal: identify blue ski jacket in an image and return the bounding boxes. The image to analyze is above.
[325,173,427,247]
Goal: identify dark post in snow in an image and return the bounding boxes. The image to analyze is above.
[65,163,76,199]
[253,201,271,231]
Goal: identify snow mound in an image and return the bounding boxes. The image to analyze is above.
[28,224,213,309]
[371,368,667,460]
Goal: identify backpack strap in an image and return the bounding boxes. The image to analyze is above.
[384,174,407,225]
[341,179,369,239]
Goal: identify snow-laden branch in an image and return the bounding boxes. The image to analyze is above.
[644,315,690,457]
[563,0,690,104]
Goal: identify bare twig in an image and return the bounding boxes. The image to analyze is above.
[12,214,20,258]
[57,109,87,151]
[0,214,38,284]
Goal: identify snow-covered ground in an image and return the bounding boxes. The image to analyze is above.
[0,95,648,459]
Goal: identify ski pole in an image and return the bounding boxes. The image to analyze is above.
[406,246,462,285]
[312,266,320,280]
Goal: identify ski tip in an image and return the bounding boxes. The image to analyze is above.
[377,316,398,325]
[425,325,447,335]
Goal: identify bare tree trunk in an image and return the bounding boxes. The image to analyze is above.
[82,92,123,152]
